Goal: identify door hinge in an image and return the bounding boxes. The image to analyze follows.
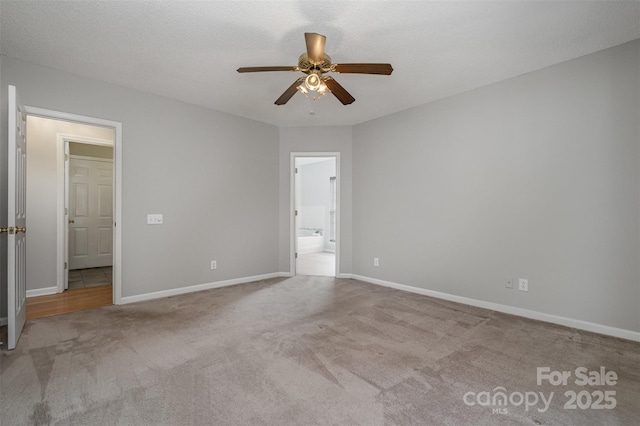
[65,208,68,215]
[295,253,298,259]
[295,167,298,174]
[64,262,68,270]
[295,210,298,216]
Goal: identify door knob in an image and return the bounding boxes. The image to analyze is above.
[69,219,75,224]
[0,227,23,234]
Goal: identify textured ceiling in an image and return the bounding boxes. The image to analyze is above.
[1,1,639,127]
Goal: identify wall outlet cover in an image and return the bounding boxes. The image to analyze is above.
[518,278,528,292]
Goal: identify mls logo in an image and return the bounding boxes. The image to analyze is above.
[492,408,508,415]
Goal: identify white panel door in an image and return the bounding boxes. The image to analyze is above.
[68,157,113,269]
[294,164,301,274]
[6,85,27,350]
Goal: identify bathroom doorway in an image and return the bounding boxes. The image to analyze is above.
[293,155,337,276]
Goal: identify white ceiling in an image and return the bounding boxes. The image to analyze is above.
[1,1,638,127]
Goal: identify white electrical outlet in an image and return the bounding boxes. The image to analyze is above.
[211,260,217,270]
[506,277,513,289]
[146,214,163,225]
[374,257,379,267]
[518,278,528,292]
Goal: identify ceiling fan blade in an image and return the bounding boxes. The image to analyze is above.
[275,78,305,105]
[237,66,298,73]
[305,32,326,64]
[323,77,355,105]
[333,63,393,75]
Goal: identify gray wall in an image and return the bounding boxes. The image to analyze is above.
[26,117,114,291]
[1,57,280,308]
[353,40,640,332]
[279,126,352,274]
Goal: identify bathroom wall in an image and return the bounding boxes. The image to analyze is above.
[299,158,336,251]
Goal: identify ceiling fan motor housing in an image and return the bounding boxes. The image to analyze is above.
[298,53,332,73]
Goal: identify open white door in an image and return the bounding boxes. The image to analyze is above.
[64,141,70,289]
[294,164,300,274]
[6,85,27,350]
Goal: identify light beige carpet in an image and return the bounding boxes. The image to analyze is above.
[1,276,638,425]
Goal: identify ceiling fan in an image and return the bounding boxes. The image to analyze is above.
[237,32,393,106]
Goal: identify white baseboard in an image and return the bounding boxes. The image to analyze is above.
[0,317,7,326]
[336,273,352,279]
[351,274,640,342]
[279,272,294,278]
[120,272,284,305]
[26,286,58,298]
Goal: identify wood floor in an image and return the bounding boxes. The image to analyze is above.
[26,285,113,320]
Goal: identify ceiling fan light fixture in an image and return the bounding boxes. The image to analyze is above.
[296,84,309,97]
[316,81,330,96]
[305,73,322,91]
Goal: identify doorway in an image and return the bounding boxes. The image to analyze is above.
[23,111,122,310]
[22,117,116,319]
[291,154,339,276]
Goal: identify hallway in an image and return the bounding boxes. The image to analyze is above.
[24,266,114,319]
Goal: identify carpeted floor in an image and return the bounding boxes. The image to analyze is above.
[1,276,638,425]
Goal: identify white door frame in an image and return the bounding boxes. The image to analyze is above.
[61,139,114,290]
[290,152,340,276]
[25,105,123,304]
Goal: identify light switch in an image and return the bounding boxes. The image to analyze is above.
[147,214,163,225]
